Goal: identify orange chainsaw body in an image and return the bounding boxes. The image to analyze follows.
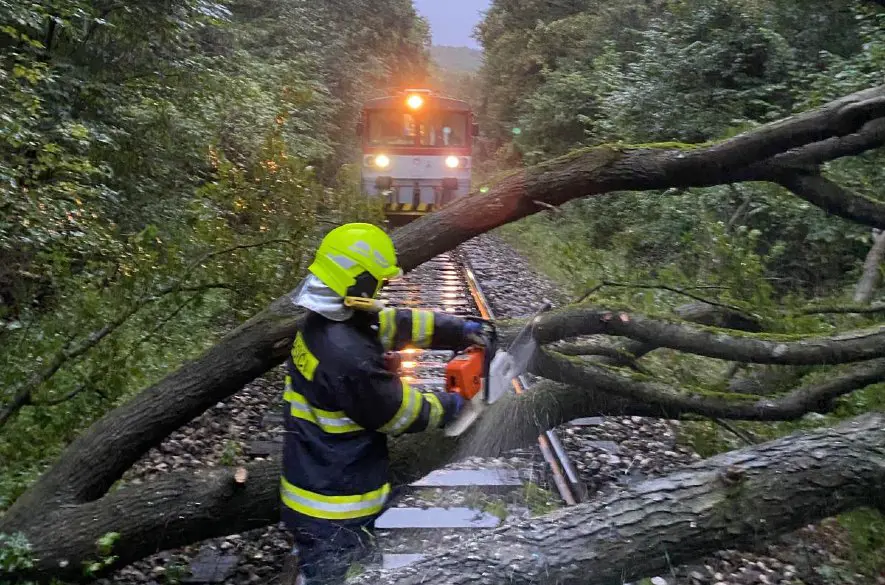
[444,345,486,400]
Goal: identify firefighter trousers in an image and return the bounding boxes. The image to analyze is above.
[287,516,379,585]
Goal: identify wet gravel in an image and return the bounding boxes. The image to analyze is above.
[124,372,285,484]
[97,232,879,585]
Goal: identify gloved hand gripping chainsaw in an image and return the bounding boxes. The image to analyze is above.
[441,317,511,435]
[442,300,552,436]
[376,315,515,436]
[352,294,550,436]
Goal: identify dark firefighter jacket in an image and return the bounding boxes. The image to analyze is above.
[280,307,468,528]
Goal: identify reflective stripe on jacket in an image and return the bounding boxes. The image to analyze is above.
[280,308,467,526]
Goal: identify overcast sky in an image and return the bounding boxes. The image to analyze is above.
[413,0,491,48]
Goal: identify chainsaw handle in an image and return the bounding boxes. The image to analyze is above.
[462,316,497,344]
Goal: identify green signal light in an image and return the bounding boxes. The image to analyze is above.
[480,186,489,193]
[512,127,522,135]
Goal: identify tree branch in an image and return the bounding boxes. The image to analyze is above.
[575,281,748,315]
[532,349,885,421]
[855,228,885,304]
[711,417,758,445]
[5,85,885,570]
[0,283,231,428]
[800,302,885,314]
[742,117,885,177]
[5,429,461,582]
[181,237,303,282]
[775,173,885,230]
[392,85,885,268]
[529,307,885,365]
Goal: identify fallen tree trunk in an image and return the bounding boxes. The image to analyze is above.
[5,355,885,580]
[14,376,883,581]
[351,413,885,585]
[9,428,460,582]
[0,298,303,525]
[4,84,885,582]
[393,84,885,266]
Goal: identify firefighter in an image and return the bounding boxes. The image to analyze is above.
[279,223,483,585]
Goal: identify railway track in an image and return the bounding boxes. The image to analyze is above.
[368,249,583,570]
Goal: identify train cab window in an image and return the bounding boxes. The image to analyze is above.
[420,112,468,147]
[367,110,418,146]
[367,109,469,147]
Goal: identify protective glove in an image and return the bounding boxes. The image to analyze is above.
[463,320,487,346]
[451,392,465,415]
[440,392,465,428]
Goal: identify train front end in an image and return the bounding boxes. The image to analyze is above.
[357,89,476,226]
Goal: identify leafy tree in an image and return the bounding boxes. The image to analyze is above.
[0,0,430,508]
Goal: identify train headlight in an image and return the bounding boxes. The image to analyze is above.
[375,154,391,169]
[445,155,460,169]
[406,94,424,110]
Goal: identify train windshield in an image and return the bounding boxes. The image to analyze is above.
[367,109,469,147]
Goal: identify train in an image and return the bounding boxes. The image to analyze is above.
[356,89,476,225]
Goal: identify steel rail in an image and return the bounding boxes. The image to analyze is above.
[458,254,581,506]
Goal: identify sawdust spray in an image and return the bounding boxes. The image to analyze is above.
[452,385,551,460]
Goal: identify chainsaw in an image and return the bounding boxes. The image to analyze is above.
[442,302,554,436]
[382,304,552,436]
[441,317,507,436]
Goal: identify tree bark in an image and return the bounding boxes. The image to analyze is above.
[1,299,303,526]
[5,337,885,579]
[4,84,885,582]
[776,173,885,231]
[393,86,885,267]
[350,414,885,585]
[854,228,885,304]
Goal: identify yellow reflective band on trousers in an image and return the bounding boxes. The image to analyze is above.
[280,476,390,520]
[423,392,443,429]
[378,308,396,351]
[379,381,422,435]
[285,377,363,434]
[411,310,434,348]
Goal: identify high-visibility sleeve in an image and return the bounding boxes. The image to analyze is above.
[377,308,469,352]
[336,352,461,436]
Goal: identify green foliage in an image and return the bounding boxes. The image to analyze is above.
[82,531,120,577]
[483,500,509,521]
[676,421,731,458]
[429,46,483,73]
[481,0,883,295]
[477,0,885,574]
[1,0,429,511]
[345,562,365,579]
[0,533,34,573]
[837,508,885,577]
[523,482,561,516]
[219,440,242,466]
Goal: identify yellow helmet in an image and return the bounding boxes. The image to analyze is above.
[308,223,402,298]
